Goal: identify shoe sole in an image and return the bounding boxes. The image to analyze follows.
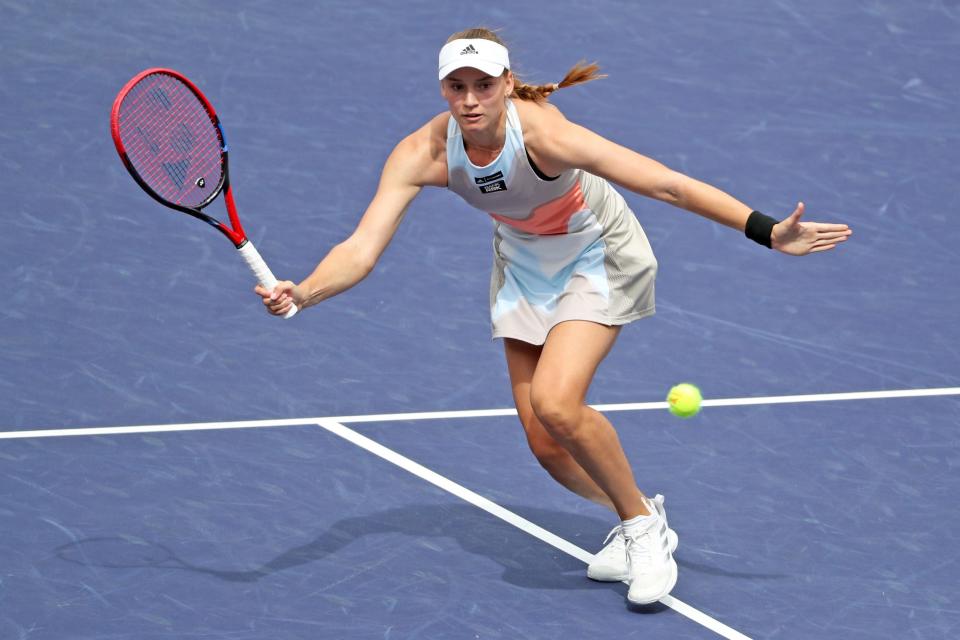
[626,556,678,605]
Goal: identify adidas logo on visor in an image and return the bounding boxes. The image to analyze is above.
[438,39,510,80]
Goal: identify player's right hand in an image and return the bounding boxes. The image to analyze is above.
[255,281,301,317]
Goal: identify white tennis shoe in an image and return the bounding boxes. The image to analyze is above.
[586,494,678,582]
[623,507,678,605]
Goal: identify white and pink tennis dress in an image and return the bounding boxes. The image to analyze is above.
[446,99,658,345]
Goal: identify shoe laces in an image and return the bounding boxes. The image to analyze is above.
[625,536,652,574]
[602,525,624,547]
[624,525,660,574]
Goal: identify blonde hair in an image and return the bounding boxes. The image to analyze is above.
[446,28,606,102]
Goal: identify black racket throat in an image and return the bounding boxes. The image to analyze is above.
[124,154,246,248]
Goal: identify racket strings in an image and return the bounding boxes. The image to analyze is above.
[118,74,224,208]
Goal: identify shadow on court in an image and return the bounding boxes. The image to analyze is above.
[55,502,787,593]
[57,504,607,590]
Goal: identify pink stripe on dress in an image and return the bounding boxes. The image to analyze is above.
[490,181,586,235]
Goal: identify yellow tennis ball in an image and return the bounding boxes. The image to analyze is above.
[667,383,702,418]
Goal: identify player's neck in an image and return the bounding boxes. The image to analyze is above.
[462,111,507,158]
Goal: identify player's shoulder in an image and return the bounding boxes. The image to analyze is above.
[387,113,449,188]
[513,98,568,127]
[396,112,450,159]
[513,98,574,152]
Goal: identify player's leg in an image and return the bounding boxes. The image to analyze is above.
[503,337,616,512]
[505,333,632,583]
[504,331,678,584]
[529,320,648,520]
[530,319,677,602]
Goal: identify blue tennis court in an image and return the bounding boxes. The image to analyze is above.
[2,1,959,638]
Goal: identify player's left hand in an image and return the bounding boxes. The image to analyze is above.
[771,202,852,255]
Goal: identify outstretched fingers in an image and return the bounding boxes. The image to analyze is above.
[809,231,852,251]
[808,243,840,253]
[773,201,853,255]
[814,228,853,242]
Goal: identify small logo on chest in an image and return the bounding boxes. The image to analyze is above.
[475,170,506,193]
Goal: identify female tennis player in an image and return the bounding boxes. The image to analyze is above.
[256,28,851,605]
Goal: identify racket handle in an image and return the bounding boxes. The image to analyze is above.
[237,241,298,319]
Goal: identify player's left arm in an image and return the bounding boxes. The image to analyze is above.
[532,108,852,255]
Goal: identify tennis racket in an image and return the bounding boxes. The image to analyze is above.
[110,67,297,318]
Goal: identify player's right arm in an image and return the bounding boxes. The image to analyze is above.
[258,115,449,316]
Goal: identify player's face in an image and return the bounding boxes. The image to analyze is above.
[440,68,514,131]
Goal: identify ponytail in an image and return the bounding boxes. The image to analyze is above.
[443,28,606,102]
[511,61,607,102]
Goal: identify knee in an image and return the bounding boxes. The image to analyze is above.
[524,430,570,472]
[515,404,575,474]
[529,388,583,442]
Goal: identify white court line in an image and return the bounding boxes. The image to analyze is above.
[316,419,752,640]
[0,419,318,440]
[1,386,957,440]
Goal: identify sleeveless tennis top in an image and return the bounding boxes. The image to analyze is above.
[446,99,658,345]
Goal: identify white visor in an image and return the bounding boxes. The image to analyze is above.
[438,38,510,80]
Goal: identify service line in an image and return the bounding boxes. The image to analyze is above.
[1,386,957,439]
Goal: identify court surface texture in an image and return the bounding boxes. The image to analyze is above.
[2,2,958,638]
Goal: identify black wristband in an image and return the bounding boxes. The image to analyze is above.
[744,210,777,248]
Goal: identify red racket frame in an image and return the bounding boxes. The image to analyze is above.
[110,67,248,247]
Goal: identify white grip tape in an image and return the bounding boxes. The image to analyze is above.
[237,241,298,319]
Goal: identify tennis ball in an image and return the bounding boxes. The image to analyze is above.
[667,383,702,418]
